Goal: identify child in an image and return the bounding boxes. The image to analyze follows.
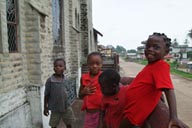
[99,70,169,128]
[43,58,75,128]
[98,69,128,128]
[120,33,188,128]
[78,52,103,128]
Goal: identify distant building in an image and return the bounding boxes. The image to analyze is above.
[93,28,103,50]
[137,46,145,59]
[137,44,192,61]
[170,45,192,61]
[127,52,137,60]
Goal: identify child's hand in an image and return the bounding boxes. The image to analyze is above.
[83,85,96,95]
[168,118,189,128]
[43,108,49,116]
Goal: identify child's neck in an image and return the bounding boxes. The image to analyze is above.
[89,72,99,78]
[54,73,63,80]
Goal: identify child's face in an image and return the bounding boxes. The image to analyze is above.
[54,60,65,75]
[144,36,168,63]
[100,82,119,96]
[87,55,102,76]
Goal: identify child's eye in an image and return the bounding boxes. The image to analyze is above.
[88,62,101,65]
[153,45,160,50]
[145,44,160,50]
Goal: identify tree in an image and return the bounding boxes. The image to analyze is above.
[127,49,137,53]
[115,45,127,56]
[183,38,189,46]
[187,29,192,46]
[188,29,192,40]
[187,51,192,60]
[172,38,179,47]
[115,45,126,53]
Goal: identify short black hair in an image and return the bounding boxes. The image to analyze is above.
[148,32,172,49]
[99,69,120,86]
[53,58,66,67]
[87,52,102,63]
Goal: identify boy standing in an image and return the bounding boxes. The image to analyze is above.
[44,58,75,128]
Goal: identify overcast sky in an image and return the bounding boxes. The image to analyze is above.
[92,0,192,50]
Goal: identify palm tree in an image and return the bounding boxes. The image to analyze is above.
[172,38,179,47]
[187,29,192,40]
[184,38,189,46]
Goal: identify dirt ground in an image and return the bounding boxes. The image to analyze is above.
[119,59,192,127]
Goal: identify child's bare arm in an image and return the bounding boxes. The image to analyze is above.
[43,79,50,116]
[78,84,87,99]
[120,77,134,85]
[164,89,189,128]
[43,95,49,116]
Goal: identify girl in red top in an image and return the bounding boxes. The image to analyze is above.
[79,52,103,128]
[120,33,188,128]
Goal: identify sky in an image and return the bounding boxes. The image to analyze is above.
[92,0,192,50]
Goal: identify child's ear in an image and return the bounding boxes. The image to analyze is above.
[165,48,169,55]
[113,83,118,87]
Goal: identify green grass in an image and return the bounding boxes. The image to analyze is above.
[136,59,148,65]
[136,60,192,80]
[170,67,192,80]
[168,62,192,80]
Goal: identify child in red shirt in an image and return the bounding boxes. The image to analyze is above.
[98,69,128,128]
[120,33,188,128]
[78,52,103,128]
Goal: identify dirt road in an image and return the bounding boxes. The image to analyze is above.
[119,59,192,127]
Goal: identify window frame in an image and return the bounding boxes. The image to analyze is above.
[52,0,63,46]
[6,0,19,53]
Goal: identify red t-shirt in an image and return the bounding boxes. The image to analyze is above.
[81,71,103,110]
[102,86,128,128]
[124,60,174,126]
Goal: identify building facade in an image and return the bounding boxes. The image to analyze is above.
[0,0,95,127]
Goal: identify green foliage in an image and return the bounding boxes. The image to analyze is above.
[169,62,192,80]
[188,29,192,39]
[115,45,127,57]
[136,61,192,79]
[170,69,192,80]
[184,39,189,45]
[127,49,137,53]
[187,51,192,60]
[115,45,126,53]
[136,59,148,65]
[172,38,179,46]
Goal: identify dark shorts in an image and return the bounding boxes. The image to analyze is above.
[49,107,75,127]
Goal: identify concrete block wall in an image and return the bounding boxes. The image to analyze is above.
[0,0,95,127]
[0,88,32,128]
[69,0,81,75]
[0,0,32,127]
[80,0,94,63]
[0,102,32,128]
